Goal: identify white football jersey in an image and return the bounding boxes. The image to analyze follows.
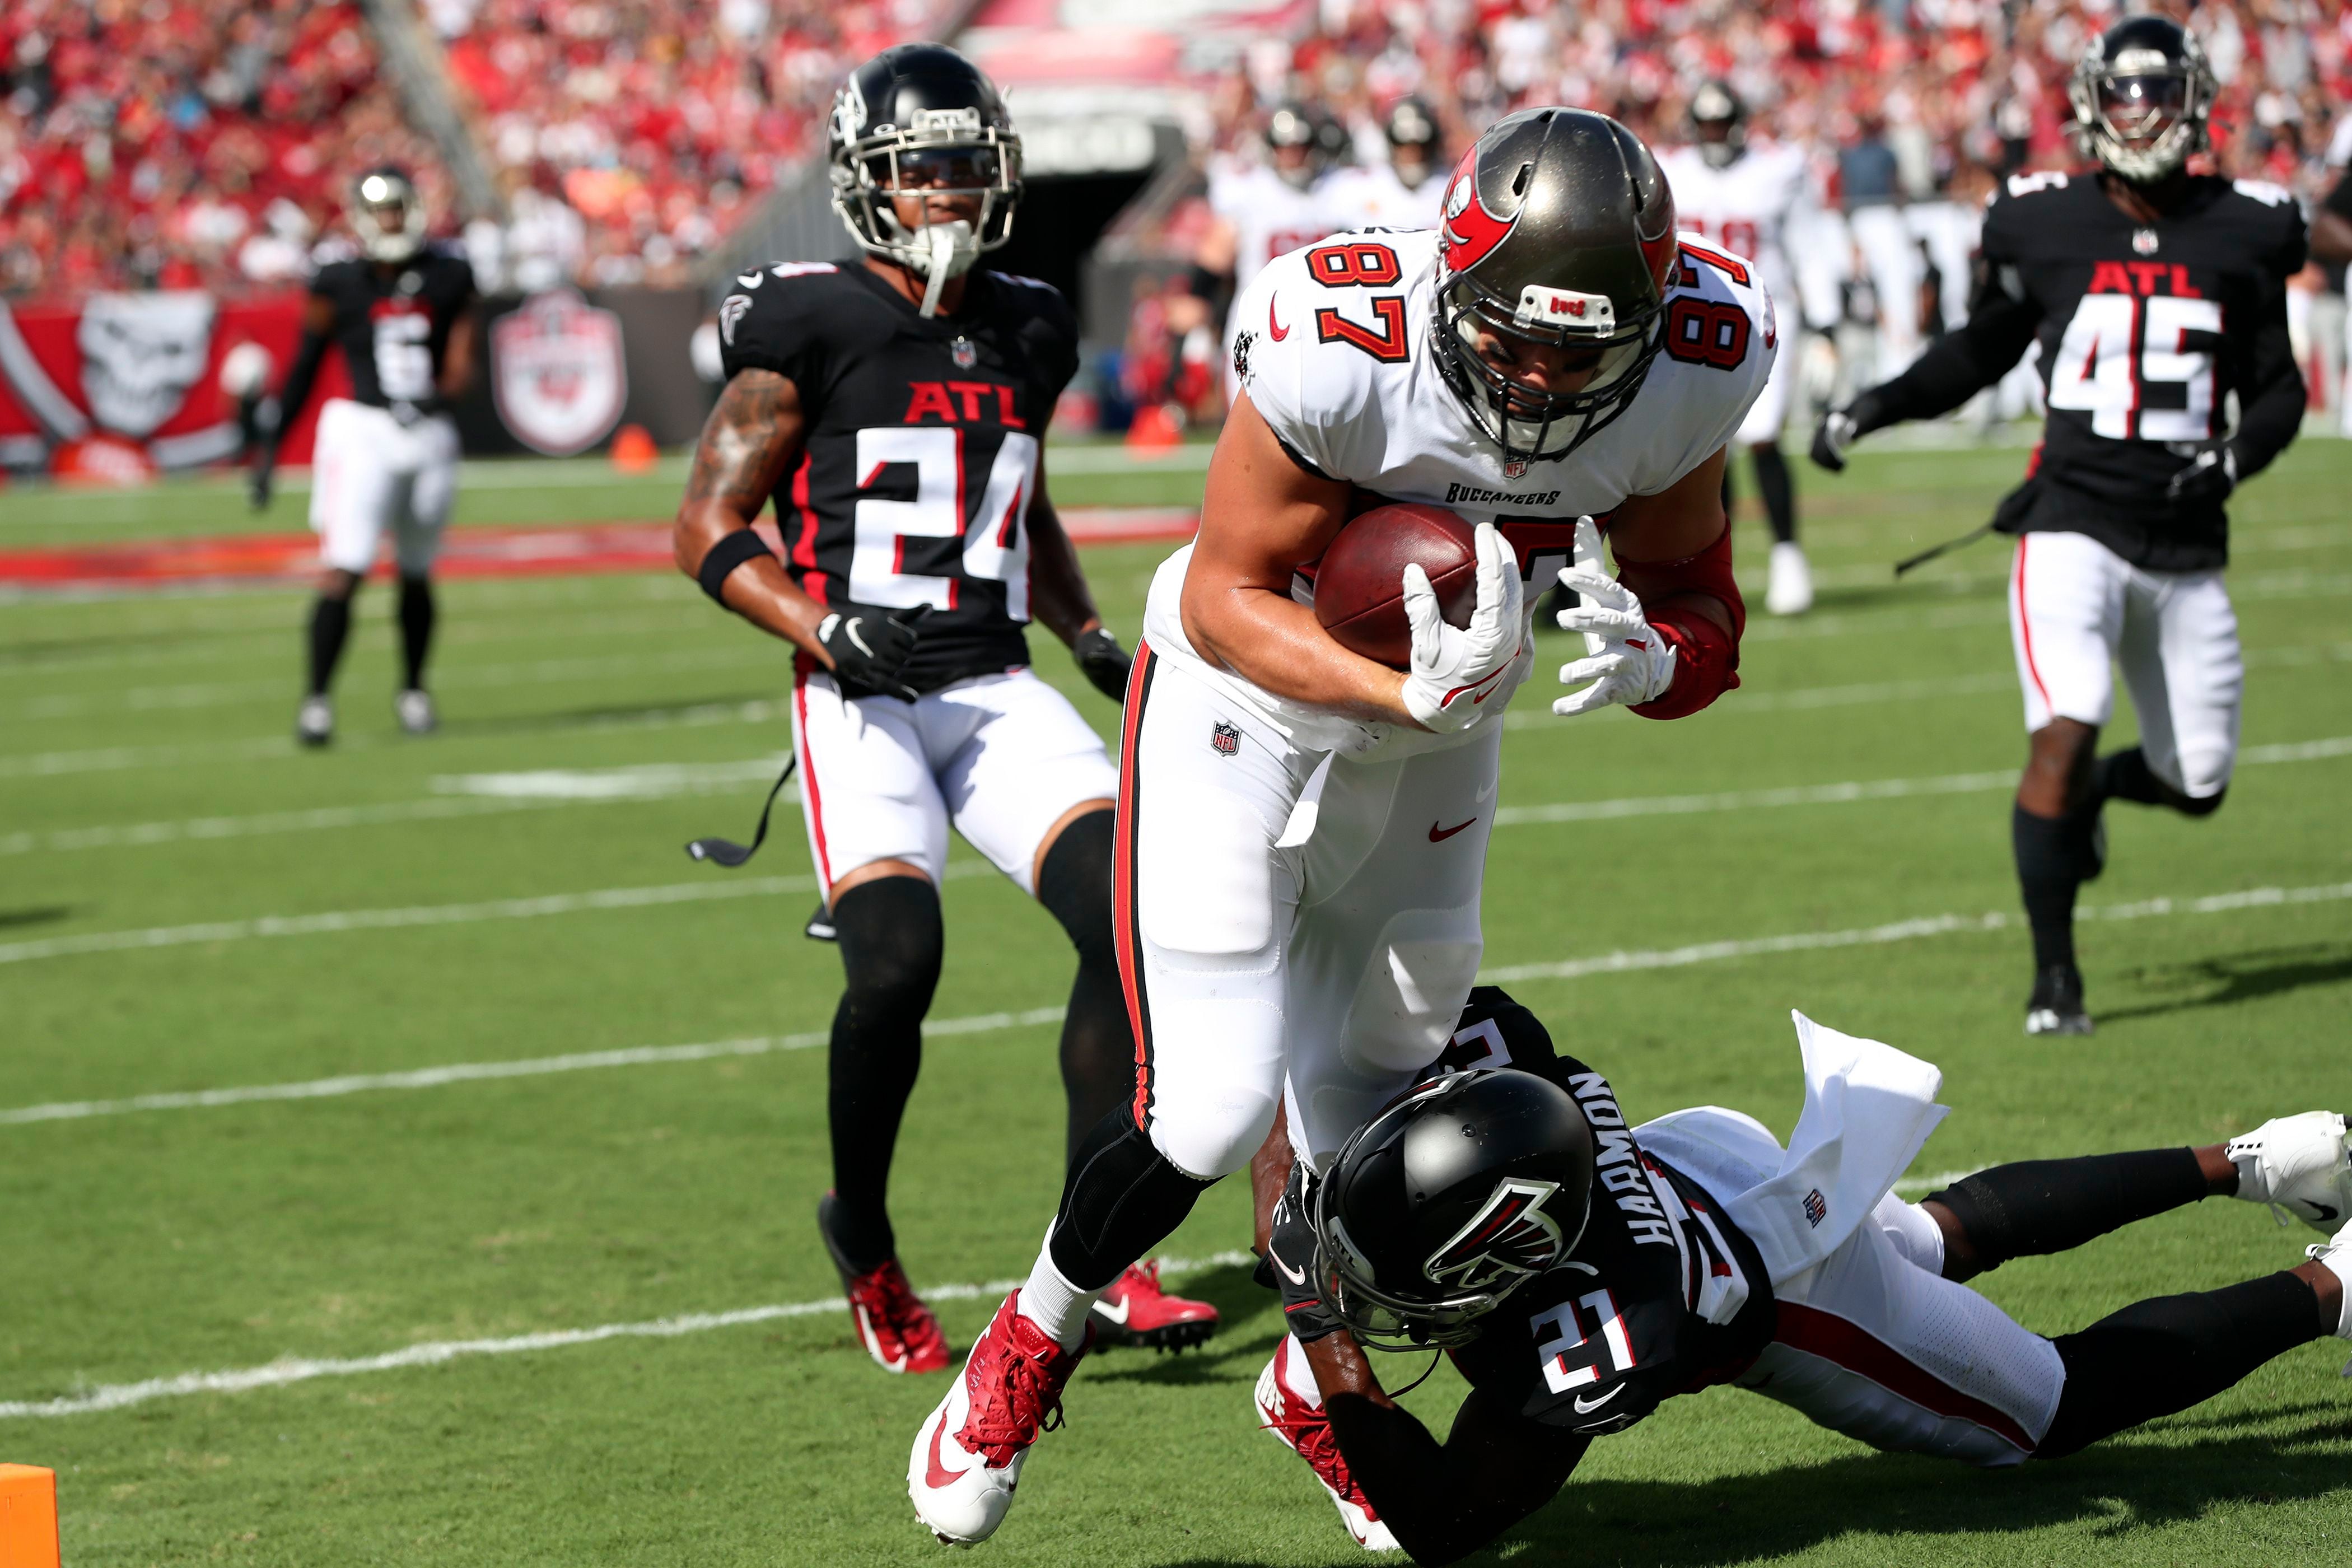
[1655,142,1811,326]
[1146,226,1775,754]
[1207,161,1340,300]
[1319,162,1447,232]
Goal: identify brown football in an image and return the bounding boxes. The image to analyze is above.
[1313,502,1480,669]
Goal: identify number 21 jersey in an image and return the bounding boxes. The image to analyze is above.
[717,261,1081,693]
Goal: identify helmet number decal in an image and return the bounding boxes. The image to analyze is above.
[1663,298,1751,372]
[1305,242,1402,288]
[1314,297,1410,362]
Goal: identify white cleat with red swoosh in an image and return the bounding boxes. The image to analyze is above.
[908,1291,1089,1546]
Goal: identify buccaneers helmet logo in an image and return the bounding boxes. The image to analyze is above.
[1438,150,1517,273]
[1423,1177,1566,1290]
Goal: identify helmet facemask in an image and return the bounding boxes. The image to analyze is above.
[1431,268,1664,471]
[352,170,426,265]
[2071,39,2213,183]
[833,106,1021,316]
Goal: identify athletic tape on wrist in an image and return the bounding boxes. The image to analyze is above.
[696,529,776,605]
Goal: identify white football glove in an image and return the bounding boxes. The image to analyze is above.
[1553,517,1676,718]
[1399,520,1527,732]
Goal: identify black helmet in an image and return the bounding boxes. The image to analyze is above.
[1266,101,1342,190]
[1432,108,1678,470]
[1310,1068,1597,1351]
[1689,80,1746,170]
[1384,95,1442,162]
[2069,16,2215,184]
[351,165,425,265]
[829,44,1021,312]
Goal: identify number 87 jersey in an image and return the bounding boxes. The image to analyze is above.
[716,260,1082,692]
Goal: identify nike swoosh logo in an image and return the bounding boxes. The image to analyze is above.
[1092,1295,1131,1326]
[2313,1202,2341,1221]
[1270,1248,1309,1286]
[1269,298,1290,342]
[924,1415,968,1490]
[1437,665,1513,709]
[1572,1385,1624,1415]
[1476,779,1495,803]
[1429,818,1477,843]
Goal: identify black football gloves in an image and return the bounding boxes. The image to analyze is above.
[1073,625,1133,703]
[2165,442,2238,509]
[816,604,930,700]
[1809,386,1893,474]
[1266,1158,1344,1343]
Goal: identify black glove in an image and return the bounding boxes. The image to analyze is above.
[816,603,930,701]
[2165,442,2238,509]
[1073,625,1133,703]
[248,440,277,512]
[1266,1158,1345,1343]
[1808,385,1891,474]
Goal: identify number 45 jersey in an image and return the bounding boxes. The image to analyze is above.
[717,260,1081,693]
[1980,172,2306,571]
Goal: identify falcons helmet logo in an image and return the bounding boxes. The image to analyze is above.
[1422,1177,1567,1290]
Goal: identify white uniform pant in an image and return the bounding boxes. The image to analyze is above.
[2007,530,2242,798]
[309,398,460,575]
[1846,204,1922,380]
[1116,646,1496,1178]
[1733,307,1796,445]
[1642,1108,2065,1467]
[790,665,1119,898]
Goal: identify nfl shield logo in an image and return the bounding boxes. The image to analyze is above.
[1211,721,1240,757]
[1802,1188,1828,1228]
[951,337,978,370]
[2132,227,2159,255]
[1504,458,1529,479]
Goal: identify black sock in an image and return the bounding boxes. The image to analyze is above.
[306,593,353,697]
[823,876,945,1271]
[1033,811,1135,1162]
[2095,746,2225,818]
[1751,443,1796,544]
[1047,1110,1215,1291]
[2037,1272,2322,1457]
[2013,803,2093,970]
[397,575,436,691]
[1926,1147,2209,1273]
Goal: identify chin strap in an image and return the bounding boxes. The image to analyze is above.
[918,223,962,318]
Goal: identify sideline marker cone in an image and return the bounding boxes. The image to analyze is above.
[0,1466,58,1568]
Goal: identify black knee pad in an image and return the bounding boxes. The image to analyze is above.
[1048,1110,1214,1291]
[830,875,945,1021]
[1035,808,1117,970]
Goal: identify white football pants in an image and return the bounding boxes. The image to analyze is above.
[309,398,460,575]
[2007,530,2242,799]
[1114,645,1497,1179]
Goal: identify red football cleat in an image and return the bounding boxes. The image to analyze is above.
[1256,1334,1400,1551]
[818,1193,950,1375]
[1088,1259,1220,1351]
[908,1291,1090,1544]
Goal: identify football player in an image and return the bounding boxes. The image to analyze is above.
[1322,97,1449,232]
[1199,102,1348,395]
[1810,16,2306,1037]
[908,107,1770,1545]
[1253,988,2352,1561]
[1658,82,1820,614]
[251,167,479,746]
[673,45,1217,1375]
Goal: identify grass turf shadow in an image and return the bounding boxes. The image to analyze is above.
[2103,942,2352,1025]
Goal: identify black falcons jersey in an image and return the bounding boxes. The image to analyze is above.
[309,246,477,413]
[1977,171,2306,571]
[717,260,1082,694]
[1431,1030,1776,1437]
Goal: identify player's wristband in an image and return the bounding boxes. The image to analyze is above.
[697,529,775,606]
[1628,606,1739,721]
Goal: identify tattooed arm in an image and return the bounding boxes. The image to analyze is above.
[672,368,834,662]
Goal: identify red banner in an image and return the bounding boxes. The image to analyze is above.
[0,293,346,475]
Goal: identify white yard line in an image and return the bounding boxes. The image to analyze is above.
[8,879,2348,1128]
[0,1248,1254,1421]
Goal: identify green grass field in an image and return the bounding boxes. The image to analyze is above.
[3,438,2349,1566]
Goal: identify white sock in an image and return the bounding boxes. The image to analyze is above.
[1015,1229,1100,1352]
[2309,1240,2352,1340]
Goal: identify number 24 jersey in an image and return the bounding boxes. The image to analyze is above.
[717,260,1081,693]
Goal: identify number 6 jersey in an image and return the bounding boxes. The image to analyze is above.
[717,260,1082,693]
[310,243,477,417]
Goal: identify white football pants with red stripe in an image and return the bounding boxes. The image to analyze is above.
[1644,1107,2065,1466]
[1114,644,1497,1178]
[2008,530,2242,799]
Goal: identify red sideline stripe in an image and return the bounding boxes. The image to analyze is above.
[792,668,833,892]
[1116,641,1156,1129]
[2012,537,2052,712]
[1773,1301,2036,1455]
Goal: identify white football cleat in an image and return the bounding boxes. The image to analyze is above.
[395,688,438,735]
[2229,1112,2352,1234]
[295,694,334,748]
[908,1291,1087,1546]
[1254,1336,1400,1552]
[2303,1216,2352,1368]
[1765,540,1813,617]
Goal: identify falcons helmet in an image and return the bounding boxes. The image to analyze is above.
[2069,16,2216,184]
[350,167,426,265]
[1309,1069,1597,1350]
[1689,80,1747,170]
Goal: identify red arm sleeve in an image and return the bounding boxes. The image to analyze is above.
[1613,526,1743,721]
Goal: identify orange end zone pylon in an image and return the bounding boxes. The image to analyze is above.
[0,1466,59,1568]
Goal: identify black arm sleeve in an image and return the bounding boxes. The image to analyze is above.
[1853,288,2042,432]
[267,328,331,441]
[2228,283,2303,482]
[1329,1385,1590,1565]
